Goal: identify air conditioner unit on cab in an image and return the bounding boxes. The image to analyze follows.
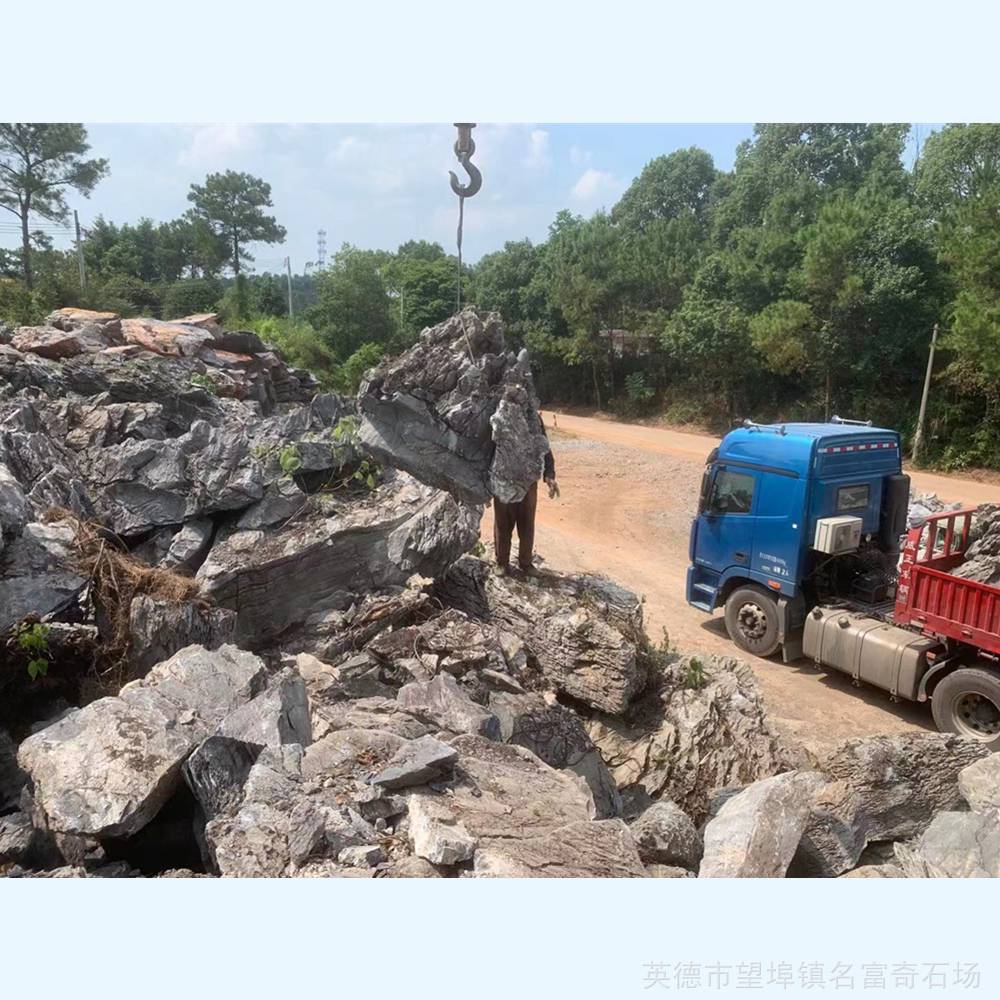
[814,515,863,554]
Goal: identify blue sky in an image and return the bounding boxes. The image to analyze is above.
[2,124,936,274]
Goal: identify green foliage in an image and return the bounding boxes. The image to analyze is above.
[189,372,218,395]
[187,170,286,276]
[161,277,223,319]
[681,656,708,690]
[279,443,303,476]
[17,623,51,680]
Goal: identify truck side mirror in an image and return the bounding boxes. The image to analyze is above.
[698,449,719,515]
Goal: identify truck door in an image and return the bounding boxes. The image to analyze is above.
[694,466,758,581]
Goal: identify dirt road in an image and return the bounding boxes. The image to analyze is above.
[483,412,1000,754]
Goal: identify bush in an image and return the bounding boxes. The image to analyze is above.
[96,274,162,318]
[244,315,338,388]
[0,277,45,326]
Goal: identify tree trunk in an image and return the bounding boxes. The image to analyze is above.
[824,370,832,422]
[20,202,33,291]
[591,359,602,410]
[232,234,240,277]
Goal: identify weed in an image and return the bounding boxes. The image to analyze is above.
[17,623,51,680]
[682,655,708,690]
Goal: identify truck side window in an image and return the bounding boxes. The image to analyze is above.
[708,469,755,515]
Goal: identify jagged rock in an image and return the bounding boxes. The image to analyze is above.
[0,520,87,632]
[203,734,388,876]
[894,811,1000,877]
[358,310,506,505]
[952,504,1000,585]
[312,696,431,742]
[474,818,645,877]
[438,555,644,714]
[490,691,621,818]
[378,855,445,878]
[791,779,867,878]
[841,863,905,878]
[0,812,48,867]
[1,728,27,813]
[700,771,825,878]
[128,595,236,675]
[646,864,696,878]
[370,734,458,790]
[338,844,384,867]
[198,472,480,647]
[352,784,406,822]
[396,673,500,739]
[48,308,122,337]
[17,644,266,838]
[488,380,549,503]
[183,736,262,820]
[0,462,29,539]
[817,732,989,844]
[121,317,215,358]
[161,518,214,573]
[218,669,312,748]
[11,320,121,359]
[959,753,1000,814]
[407,794,477,864]
[588,654,790,823]
[629,800,702,868]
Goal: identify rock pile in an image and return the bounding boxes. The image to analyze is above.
[952,503,1000,586]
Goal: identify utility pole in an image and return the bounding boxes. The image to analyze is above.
[73,210,87,290]
[911,323,939,465]
[284,257,294,319]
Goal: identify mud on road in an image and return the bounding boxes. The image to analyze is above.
[483,413,1000,756]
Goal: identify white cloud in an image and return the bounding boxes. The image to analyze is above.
[570,167,624,206]
[178,124,259,168]
[329,135,372,163]
[570,145,592,166]
[523,128,551,169]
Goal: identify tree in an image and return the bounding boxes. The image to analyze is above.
[0,123,108,289]
[187,170,286,276]
[612,147,718,233]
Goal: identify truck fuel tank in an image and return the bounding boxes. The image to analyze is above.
[802,606,939,701]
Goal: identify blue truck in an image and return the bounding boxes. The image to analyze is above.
[686,416,1000,748]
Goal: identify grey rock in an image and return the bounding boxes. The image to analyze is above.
[198,472,480,647]
[218,669,312,748]
[407,794,477,865]
[396,673,500,739]
[490,691,621,818]
[588,654,791,823]
[791,779,867,878]
[438,555,645,714]
[370,734,459,790]
[488,380,549,503]
[0,812,41,866]
[473,818,645,877]
[951,504,1000,585]
[700,771,826,878]
[312,696,432,742]
[338,844,384,867]
[630,800,702,868]
[128,594,236,675]
[645,864,696,878]
[161,518,214,573]
[183,735,262,820]
[17,644,266,837]
[377,855,445,878]
[958,752,1000,814]
[0,520,86,632]
[1,728,27,813]
[817,732,990,843]
[895,811,1000,877]
[352,784,406,821]
[841,863,905,878]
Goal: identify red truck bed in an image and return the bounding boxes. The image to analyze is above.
[895,508,1000,656]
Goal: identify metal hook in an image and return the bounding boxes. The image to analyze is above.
[449,122,482,199]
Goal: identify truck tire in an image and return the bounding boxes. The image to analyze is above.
[724,586,781,658]
[932,666,1000,751]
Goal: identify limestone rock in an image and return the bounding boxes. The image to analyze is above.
[1,728,27,813]
[895,811,1000,877]
[370,734,458,790]
[407,794,477,865]
[473,818,645,877]
[161,518,214,573]
[700,771,825,878]
[128,595,236,675]
[17,644,266,837]
[958,752,1000,814]
[218,669,312,748]
[629,800,702,868]
[183,735,262,821]
[840,863,905,878]
[396,673,500,739]
[791,779,867,878]
[438,555,645,714]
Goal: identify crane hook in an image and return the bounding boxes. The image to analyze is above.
[449,122,482,199]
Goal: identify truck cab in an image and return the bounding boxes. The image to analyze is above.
[687,419,908,658]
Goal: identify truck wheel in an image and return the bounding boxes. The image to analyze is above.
[932,666,1000,750]
[724,586,781,658]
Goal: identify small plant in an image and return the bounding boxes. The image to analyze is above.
[18,623,51,680]
[279,443,303,476]
[682,655,708,690]
[189,372,218,395]
[352,458,379,490]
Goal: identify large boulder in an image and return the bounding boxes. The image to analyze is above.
[587,654,790,822]
[699,771,825,878]
[816,732,989,844]
[959,752,1000,814]
[438,555,645,714]
[895,811,1000,878]
[199,472,480,647]
[128,595,236,675]
[629,800,702,869]
[396,673,500,739]
[16,644,266,838]
[358,309,549,505]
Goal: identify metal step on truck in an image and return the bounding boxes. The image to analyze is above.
[686,416,1000,750]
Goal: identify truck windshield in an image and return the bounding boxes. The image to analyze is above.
[708,469,755,515]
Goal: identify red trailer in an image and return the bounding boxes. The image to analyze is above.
[894,508,1000,742]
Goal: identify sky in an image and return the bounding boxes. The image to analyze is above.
[1,123,935,275]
